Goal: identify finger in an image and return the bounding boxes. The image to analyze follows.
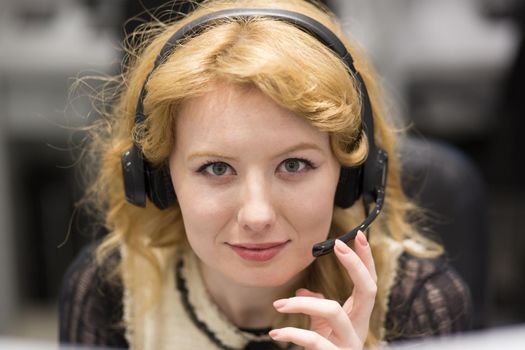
[354,230,377,282]
[273,296,356,344]
[334,239,377,340]
[295,288,325,299]
[334,239,377,302]
[294,289,333,338]
[269,327,338,350]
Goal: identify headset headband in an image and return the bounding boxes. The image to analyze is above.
[136,8,355,125]
[123,8,385,225]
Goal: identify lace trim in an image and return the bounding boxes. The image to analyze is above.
[176,251,294,350]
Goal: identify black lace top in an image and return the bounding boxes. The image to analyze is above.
[59,244,472,348]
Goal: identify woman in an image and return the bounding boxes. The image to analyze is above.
[59,0,472,349]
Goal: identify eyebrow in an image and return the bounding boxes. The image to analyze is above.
[276,142,326,158]
[187,142,325,162]
[187,152,238,162]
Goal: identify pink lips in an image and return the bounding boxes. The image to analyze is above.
[228,241,289,262]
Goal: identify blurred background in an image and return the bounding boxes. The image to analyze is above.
[0,0,524,344]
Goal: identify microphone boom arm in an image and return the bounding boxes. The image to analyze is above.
[312,149,388,257]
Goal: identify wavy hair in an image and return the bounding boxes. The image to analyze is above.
[79,0,442,346]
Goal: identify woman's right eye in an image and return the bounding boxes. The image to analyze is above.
[198,162,235,177]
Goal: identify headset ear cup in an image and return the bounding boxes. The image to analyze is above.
[121,145,147,207]
[145,163,177,209]
[334,166,363,208]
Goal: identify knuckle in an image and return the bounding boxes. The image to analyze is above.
[366,282,378,297]
[304,333,322,349]
[326,299,342,315]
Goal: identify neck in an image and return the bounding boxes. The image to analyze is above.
[199,263,302,329]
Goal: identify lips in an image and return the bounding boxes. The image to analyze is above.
[228,241,290,262]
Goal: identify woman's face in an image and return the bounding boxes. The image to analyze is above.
[169,84,341,288]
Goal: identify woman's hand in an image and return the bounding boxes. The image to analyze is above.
[269,231,377,350]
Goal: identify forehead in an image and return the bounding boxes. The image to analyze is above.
[173,84,331,153]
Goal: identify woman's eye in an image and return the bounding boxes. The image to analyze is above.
[278,158,313,173]
[199,162,234,176]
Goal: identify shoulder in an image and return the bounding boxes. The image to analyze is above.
[384,252,473,342]
[58,241,127,347]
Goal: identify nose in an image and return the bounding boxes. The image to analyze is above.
[237,174,276,234]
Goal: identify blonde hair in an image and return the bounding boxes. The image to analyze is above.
[80,0,442,346]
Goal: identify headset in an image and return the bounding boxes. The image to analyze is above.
[120,8,388,258]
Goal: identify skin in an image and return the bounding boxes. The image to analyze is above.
[169,83,377,350]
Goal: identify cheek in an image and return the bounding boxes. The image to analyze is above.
[295,198,334,242]
[285,176,338,242]
[174,181,235,240]
[176,195,230,265]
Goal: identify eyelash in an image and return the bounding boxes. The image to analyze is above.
[196,157,317,177]
[278,157,316,173]
[197,161,235,176]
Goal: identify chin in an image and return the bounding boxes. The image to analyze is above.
[230,262,309,289]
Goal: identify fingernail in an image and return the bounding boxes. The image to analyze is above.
[269,329,281,339]
[295,288,307,296]
[334,239,351,254]
[273,299,287,309]
[357,230,368,247]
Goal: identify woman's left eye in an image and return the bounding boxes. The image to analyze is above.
[278,158,314,173]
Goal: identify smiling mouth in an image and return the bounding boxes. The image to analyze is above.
[227,241,290,262]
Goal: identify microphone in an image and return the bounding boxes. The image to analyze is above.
[312,149,388,257]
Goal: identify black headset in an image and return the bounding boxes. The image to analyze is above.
[120,8,388,257]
